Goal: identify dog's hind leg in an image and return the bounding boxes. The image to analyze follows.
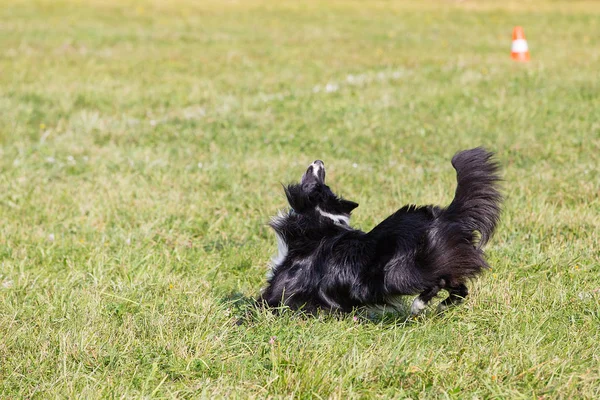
[437,283,469,312]
[410,284,442,315]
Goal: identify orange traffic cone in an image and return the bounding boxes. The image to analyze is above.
[511,26,530,62]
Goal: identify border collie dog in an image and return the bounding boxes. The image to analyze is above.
[259,148,502,316]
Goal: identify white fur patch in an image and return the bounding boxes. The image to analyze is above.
[267,212,289,280]
[316,206,350,227]
[312,163,321,178]
[410,298,427,315]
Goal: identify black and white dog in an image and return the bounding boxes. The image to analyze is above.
[259,148,502,316]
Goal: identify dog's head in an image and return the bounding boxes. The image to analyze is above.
[284,160,358,226]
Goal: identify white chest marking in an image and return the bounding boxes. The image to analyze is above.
[267,231,288,280]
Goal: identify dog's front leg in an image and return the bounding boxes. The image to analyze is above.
[436,283,469,313]
[411,284,442,315]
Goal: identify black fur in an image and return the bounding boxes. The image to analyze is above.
[259,148,502,315]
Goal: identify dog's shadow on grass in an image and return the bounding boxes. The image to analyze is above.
[220,291,431,327]
[219,291,261,325]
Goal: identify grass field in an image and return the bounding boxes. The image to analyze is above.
[1,0,599,398]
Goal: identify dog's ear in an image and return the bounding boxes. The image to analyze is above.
[284,184,308,212]
[301,160,325,190]
[339,199,359,214]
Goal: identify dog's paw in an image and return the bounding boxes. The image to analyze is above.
[410,298,427,315]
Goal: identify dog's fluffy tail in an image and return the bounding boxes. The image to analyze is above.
[443,147,502,248]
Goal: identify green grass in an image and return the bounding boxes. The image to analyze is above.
[1,0,599,397]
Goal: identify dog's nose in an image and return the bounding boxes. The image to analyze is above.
[312,160,324,167]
